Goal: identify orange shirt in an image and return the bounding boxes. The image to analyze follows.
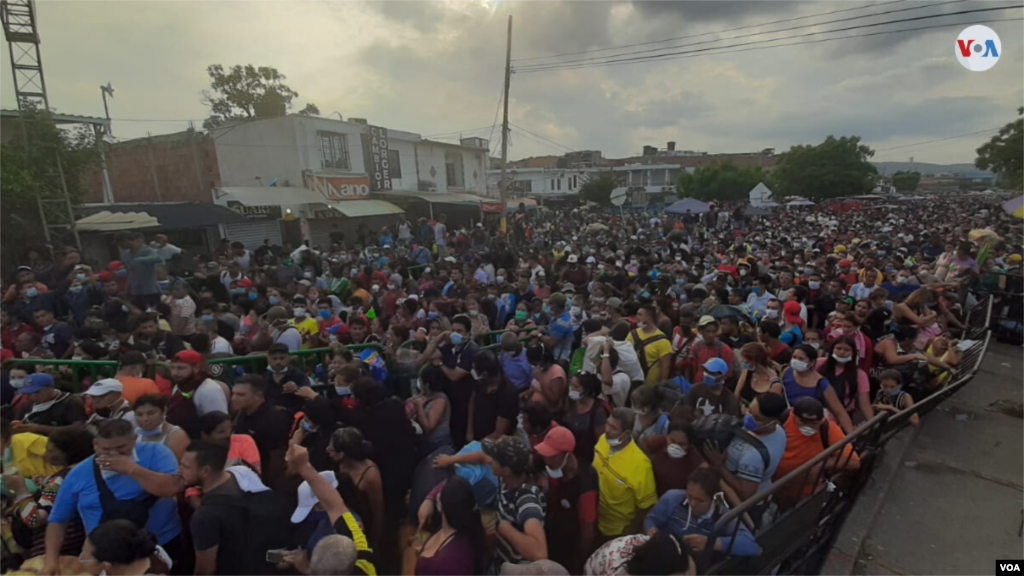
[773,414,858,499]
[229,434,262,474]
[118,376,162,406]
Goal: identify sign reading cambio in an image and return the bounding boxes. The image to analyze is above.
[305,173,371,201]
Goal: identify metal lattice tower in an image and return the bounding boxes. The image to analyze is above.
[2,0,80,248]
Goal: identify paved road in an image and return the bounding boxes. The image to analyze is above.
[828,342,1024,575]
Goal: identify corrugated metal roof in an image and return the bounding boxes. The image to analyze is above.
[77,211,160,232]
[327,199,405,218]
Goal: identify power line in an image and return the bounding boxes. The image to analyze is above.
[516,0,942,68]
[510,122,575,152]
[423,125,494,139]
[516,8,1023,73]
[514,0,907,62]
[874,126,1003,152]
[509,127,573,154]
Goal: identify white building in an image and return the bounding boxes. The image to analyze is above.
[486,166,594,199]
[209,114,489,248]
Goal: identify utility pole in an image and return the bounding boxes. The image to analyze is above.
[498,14,512,234]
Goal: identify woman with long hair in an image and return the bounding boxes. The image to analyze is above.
[564,371,609,464]
[414,475,486,575]
[328,426,385,552]
[816,336,873,423]
[894,287,942,348]
[409,364,452,456]
[780,345,855,434]
[732,342,783,406]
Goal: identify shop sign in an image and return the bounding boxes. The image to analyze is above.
[305,173,371,201]
[226,201,281,220]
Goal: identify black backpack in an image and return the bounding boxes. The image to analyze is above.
[93,461,158,529]
[201,488,293,575]
[692,413,771,470]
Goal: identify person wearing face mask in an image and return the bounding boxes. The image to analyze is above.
[564,372,609,464]
[686,357,741,418]
[700,392,787,504]
[264,343,311,416]
[289,296,320,348]
[629,386,669,452]
[466,351,518,443]
[593,408,657,540]
[781,345,855,434]
[289,398,340,473]
[264,305,303,352]
[773,397,860,505]
[643,467,758,560]
[645,419,704,497]
[421,315,478,449]
[535,426,598,574]
[83,379,137,432]
[872,369,919,426]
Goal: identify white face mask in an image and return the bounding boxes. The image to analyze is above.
[496,276,505,283]
[293,308,306,317]
[606,433,626,447]
[832,353,852,364]
[767,309,780,319]
[798,426,818,437]
[666,443,688,459]
[10,377,24,389]
[568,389,582,401]
[387,283,396,290]
[790,359,810,372]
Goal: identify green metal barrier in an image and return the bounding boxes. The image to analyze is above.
[475,327,539,346]
[206,344,388,380]
[1,359,170,392]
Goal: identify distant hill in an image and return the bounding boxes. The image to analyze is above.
[872,161,992,177]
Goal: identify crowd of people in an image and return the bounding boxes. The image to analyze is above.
[0,195,1019,576]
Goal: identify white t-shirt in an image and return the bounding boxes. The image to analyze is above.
[581,337,645,383]
[153,243,182,262]
[210,336,233,355]
[192,378,229,415]
[272,326,303,352]
[602,371,631,409]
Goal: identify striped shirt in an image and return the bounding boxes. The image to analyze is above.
[495,479,546,566]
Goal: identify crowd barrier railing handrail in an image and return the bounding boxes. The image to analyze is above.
[704,291,994,575]
[1,358,171,392]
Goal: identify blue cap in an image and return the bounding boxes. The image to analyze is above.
[702,357,729,375]
[20,373,54,394]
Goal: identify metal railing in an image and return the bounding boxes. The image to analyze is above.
[703,289,995,575]
[1,358,170,392]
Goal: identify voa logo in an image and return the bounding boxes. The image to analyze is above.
[956,25,1000,72]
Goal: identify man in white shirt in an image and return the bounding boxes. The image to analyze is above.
[434,214,448,258]
[170,350,229,416]
[151,234,183,263]
[83,379,137,429]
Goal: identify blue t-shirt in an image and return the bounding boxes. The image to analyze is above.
[547,311,574,362]
[724,425,787,491]
[49,442,182,544]
[779,325,803,346]
[500,348,533,391]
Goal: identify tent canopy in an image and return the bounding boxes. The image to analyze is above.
[786,199,815,206]
[76,211,160,232]
[748,182,775,206]
[327,199,404,218]
[664,198,710,214]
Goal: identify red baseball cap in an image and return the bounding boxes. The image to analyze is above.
[783,300,803,322]
[535,425,576,457]
[109,261,124,270]
[838,259,852,268]
[97,271,114,283]
[236,277,253,288]
[172,350,203,366]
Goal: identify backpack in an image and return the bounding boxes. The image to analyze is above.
[200,488,292,575]
[92,461,158,529]
[692,413,771,470]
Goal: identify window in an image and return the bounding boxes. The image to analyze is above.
[318,131,350,170]
[445,151,464,188]
[522,180,532,193]
[388,149,402,178]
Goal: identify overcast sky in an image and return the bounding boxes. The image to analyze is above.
[2,0,1021,164]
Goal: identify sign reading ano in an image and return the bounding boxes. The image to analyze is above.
[304,173,371,201]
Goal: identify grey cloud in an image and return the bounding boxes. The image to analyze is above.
[631,1,803,23]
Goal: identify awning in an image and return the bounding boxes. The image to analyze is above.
[76,211,160,232]
[327,199,405,218]
[373,190,487,205]
[78,202,248,229]
[215,186,327,206]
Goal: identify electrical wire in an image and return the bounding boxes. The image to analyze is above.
[516,0,949,68]
[513,0,907,62]
[510,122,575,152]
[874,126,1004,152]
[516,9,1023,73]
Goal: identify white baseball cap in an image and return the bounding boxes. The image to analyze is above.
[567,254,579,264]
[84,378,123,396]
[291,471,338,523]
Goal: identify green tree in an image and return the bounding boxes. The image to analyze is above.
[579,173,623,206]
[891,171,921,192]
[201,64,319,129]
[0,105,102,266]
[771,135,877,198]
[975,107,1023,190]
[677,162,766,202]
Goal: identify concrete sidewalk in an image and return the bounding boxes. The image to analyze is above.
[824,342,1024,575]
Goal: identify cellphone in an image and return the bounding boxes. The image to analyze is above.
[266,549,289,564]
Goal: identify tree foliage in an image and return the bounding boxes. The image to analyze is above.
[677,162,766,202]
[975,107,1023,190]
[891,171,921,192]
[0,105,102,265]
[579,173,624,206]
[201,64,319,129]
[771,135,877,198]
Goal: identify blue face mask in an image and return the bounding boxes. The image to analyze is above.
[703,374,721,387]
[743,413,760,431]
[248,292,258,301]
[888,387,902,397]
[116,269,128,278]
[427,311,438,320]
[76,273,87,282]
[450,332,464,346]
[318,310,331,319]
[25,287,38,298]
[302,420,315,432]
[741,362,752,371]
[640,291,651,299]
[335,386,351,396]
[201,314,214,322]
[69,285,83,293]
[269,296,279,305]
[230,288,245,296]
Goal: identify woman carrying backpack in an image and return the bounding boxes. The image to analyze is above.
[780,345,855,434]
